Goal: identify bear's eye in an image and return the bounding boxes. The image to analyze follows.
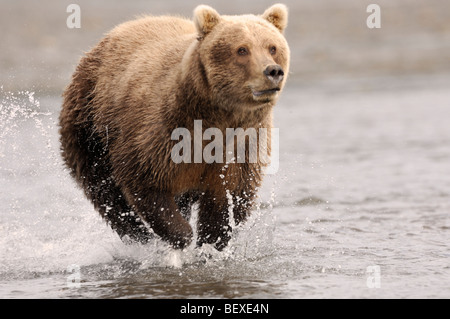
[237,47,249,56]
[269,46,277,55]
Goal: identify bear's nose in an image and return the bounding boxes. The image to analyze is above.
[264,65,284,85]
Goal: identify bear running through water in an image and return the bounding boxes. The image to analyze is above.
[59,4,290,250]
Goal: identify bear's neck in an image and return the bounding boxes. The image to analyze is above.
[173,43,272,131]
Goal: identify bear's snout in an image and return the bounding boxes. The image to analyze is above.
[264,64,284,85]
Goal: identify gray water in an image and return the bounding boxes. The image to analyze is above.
[1,0,450,299]
[1,77,449,298]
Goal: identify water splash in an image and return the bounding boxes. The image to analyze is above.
[0,90,278,281]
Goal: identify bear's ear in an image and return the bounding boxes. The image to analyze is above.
[262,4,288,33]
[193,5,221,38]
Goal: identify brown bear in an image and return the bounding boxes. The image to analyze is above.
[59,4,290,250]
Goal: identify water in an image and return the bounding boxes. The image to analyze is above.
[1,78,449,299]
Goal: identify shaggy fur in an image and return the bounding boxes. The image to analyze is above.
[59,4,290,250]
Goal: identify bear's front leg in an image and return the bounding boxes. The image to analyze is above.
[137,193,193,249]
[197,192,233,251]
[175,191,200,221]
[197,186,258,251]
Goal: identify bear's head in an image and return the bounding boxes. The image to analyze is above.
[193,4,290,109]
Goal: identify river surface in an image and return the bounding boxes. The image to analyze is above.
[1,77,449,298]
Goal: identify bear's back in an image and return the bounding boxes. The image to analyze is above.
[92,16,196,85]
[109,16,196,47]
[89,15,197,131]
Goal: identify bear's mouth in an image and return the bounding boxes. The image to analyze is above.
[252,88,280,97]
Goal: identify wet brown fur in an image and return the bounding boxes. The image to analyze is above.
[59,5,290,249]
